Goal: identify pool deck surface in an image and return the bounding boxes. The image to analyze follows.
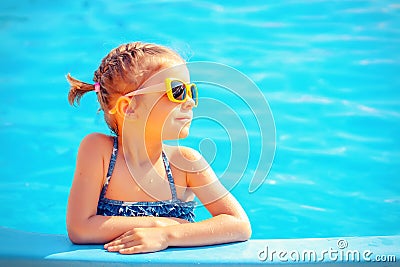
[0,227,399,266]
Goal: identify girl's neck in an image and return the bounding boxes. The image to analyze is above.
[119,134,163,167]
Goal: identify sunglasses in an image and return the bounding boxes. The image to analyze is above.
[109,78,198,114]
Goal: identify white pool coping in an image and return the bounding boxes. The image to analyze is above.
[0,227,399,266]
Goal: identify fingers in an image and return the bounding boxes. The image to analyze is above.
[103,227,168,254]
[104,230,134,249]
[116,229,134,240]
[105,235,137,250]
[106,239,140,252]
[119,245,145,254]
[106,240,151,254]
[118,244,160,254]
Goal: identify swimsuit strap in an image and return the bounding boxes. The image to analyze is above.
[161,152,178,201]
[99,136,118,199]
[99,136,178,201]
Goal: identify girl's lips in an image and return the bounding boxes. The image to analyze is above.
[175,116,192,123]
[176,117,191,121]
[175,111,193,122]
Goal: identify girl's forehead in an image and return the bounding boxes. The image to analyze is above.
[145,64,190,86]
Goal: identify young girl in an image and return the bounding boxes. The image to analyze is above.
[66,41,251,254]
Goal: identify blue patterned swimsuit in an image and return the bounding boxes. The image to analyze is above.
[97,137,196,222]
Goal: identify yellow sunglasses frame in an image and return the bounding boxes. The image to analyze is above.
[109,78,198,114]
[164,78,198,106]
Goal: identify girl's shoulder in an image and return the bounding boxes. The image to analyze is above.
[78,133,114,156]
[163,145,201,160]
[163,145,209,173]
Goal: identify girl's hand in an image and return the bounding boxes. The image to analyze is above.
[104,227,169,254]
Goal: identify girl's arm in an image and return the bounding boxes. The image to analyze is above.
[66,134,187,244]
[105,147,252,254]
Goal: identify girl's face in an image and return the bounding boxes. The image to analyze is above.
[136,64,196,141]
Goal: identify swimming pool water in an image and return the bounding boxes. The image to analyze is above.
[1,1,399,239]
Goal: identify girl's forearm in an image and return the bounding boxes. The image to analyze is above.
[164,214,251,247]
[68,215,186,244]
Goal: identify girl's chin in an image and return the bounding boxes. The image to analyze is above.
[178,129,190,139]
[178,124,191,138]
[162,126,190,140]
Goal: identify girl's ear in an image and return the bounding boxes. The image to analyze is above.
[114,96,138,119]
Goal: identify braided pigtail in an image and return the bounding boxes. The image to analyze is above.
[66,73,97,106]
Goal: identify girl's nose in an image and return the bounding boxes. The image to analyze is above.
[182,96,195,110]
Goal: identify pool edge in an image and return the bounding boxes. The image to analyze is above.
[0,226,399,266]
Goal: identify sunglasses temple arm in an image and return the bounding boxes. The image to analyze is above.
[125,82,166,96]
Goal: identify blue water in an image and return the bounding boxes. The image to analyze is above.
[1,1,399,239]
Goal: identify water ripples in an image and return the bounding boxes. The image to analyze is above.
[0,0,399,238]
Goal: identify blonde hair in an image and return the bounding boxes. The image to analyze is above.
[67,42,185,135]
